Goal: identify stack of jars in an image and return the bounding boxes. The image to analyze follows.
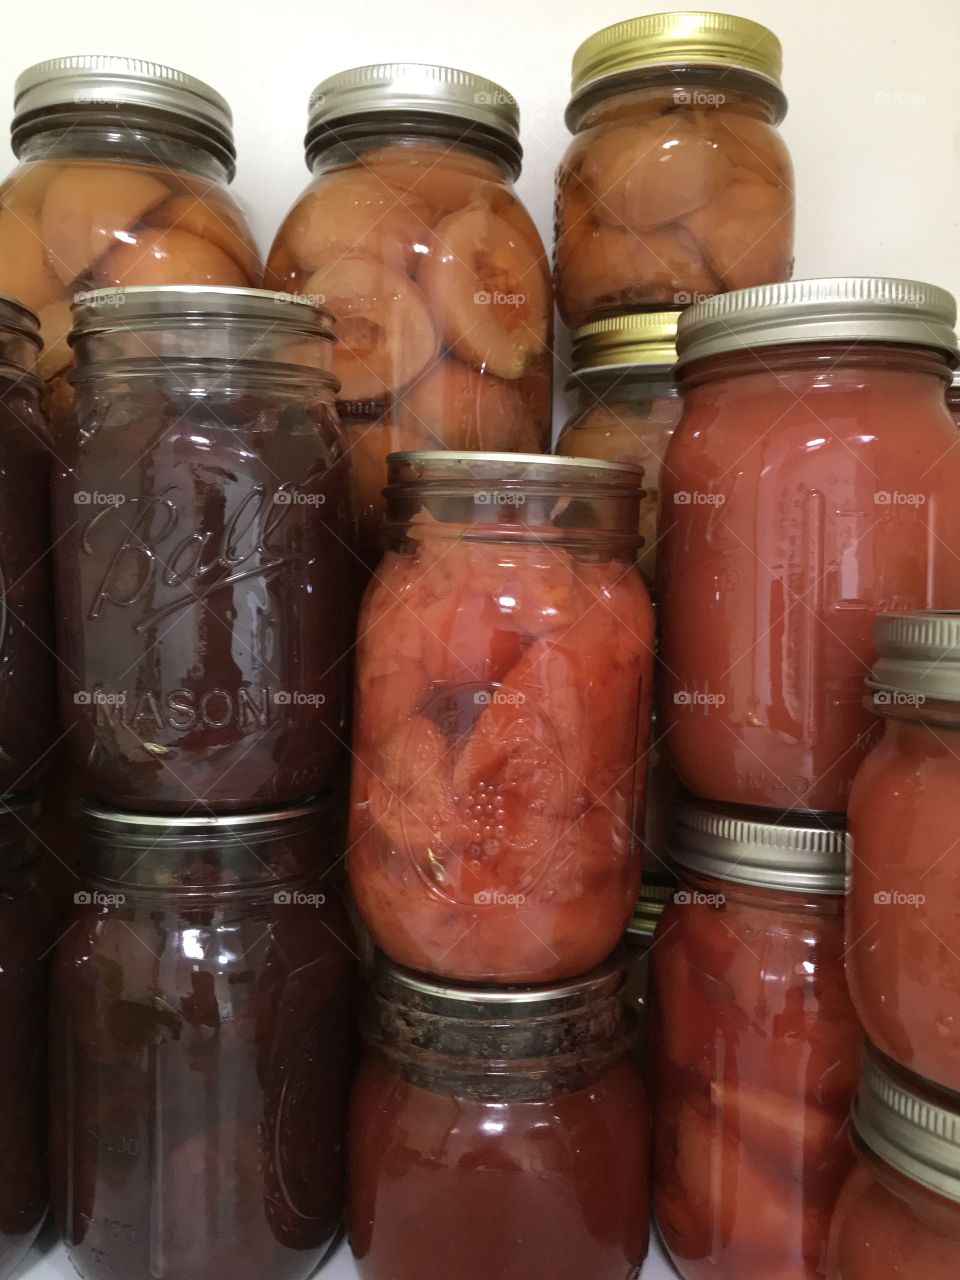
[651,275,960,1279]
[0,54,363,1280]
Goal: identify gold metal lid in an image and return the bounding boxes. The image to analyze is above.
[869,612,960,706]
[570,12,783,115]
[853,1044,960,1206]
[676,277,958,367]
[669,799,846,894]
[572,310,680,372]
[626,875,676,938]
[71,285,335,337]
[13,55,235,170]
[306,63,521,169]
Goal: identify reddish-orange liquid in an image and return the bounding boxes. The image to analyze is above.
[349,1052,650,1280]
[847,713,960,1091]
[651,875,861,1278]
[828,1157,960,1279]
[659,347,960,812]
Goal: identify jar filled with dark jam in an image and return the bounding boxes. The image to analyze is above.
[0,295,56,795]
[349,956,650,1280]
[0,793,51,1280]
[53,285,354,811]
[50,799,356,1280]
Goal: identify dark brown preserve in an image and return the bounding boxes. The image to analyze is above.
[50,799,357,1280]
[53,286,354,812]
[0,794,51,1280]
[0,295,56,794]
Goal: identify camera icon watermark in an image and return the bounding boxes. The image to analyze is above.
[474,689,526,707]
[74,490,126,507]
[874,889,926,906]
[74,690,126,707]
[674,490,725,506]
[273,690,327,707]
[74,889,126,907]
[474,889,526,906]
[874,689,925,707]
[673,888,726,907]
[274,488,326,506]
[274,889,326,907]
[474,490,525,506]
[673,688,725,707]
[875,490,926,507]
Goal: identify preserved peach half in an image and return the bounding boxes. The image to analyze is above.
[362,141,502,220]
[145,194,260,283]
[418,208,548,379]
[0,161,57,214]
[684,168,792,290]
[396,357,529,449]
[278,170,430,276]
[39,163,169,284]
[0,209,61,310]
[302,255,438,401]
[94,227,249,287]
[580,118,731,232]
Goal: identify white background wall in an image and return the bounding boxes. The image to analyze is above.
[3,0,958,337]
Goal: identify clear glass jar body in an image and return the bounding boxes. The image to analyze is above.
[947,379,960,428]
[556,77,794,326]
[266,133,552,564]
[348,964,650,1280]
[0,370,56,793]
[348,465,655,982]
[650,870,861,1279]
[556,368,681,585]
[0,126,260,426]
[52,323,354,811]
[847,707,960,1091]
[658,346,960,812]
[0,801,51,1280]
[828,1151,960,1279]
[49,806,356,1280]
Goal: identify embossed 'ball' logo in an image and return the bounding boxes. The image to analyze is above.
[399,680,568,907]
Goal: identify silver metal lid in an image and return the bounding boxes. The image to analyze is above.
[71,285,335,338]
[82,797,329,839]
[853,1045,960,1206]
[12,55,235,169]
[676,277,958,368]
[376,953,623,1010]
[305,63,521,169]
[669,799,847,894]
[387,449,644,482]
[869,612,960,705]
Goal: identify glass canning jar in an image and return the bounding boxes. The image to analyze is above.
[349,956,649,1280]
[265,63,552,565]
[0,794,52,1280]
[650,801,862,1280]
[658,278,960,813]
[555,309,682,586]
[49,799,356,1280]
[52,286,354,812]
[0,55,260,428]
[847,613,960,1093]
[0,295,57,794]
[556,12,793,326]
[348,451,655,983]
[828,1046,960,1280]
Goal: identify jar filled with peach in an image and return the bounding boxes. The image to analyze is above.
[0,55,260,428]
[556,309,682,585]
[266,64,552,565]
[556,13,794,326]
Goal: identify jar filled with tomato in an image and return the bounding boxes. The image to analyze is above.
[650,799,861,1279]
[828,1045,960,1280]
[349,955,650,1280]
[348,451,655,983]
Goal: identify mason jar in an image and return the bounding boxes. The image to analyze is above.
[0,794,51,1280]
[0,55,260,427]
[348,451,655,983]
[50,799,356,1280]
[847,612,960,1093]
[266,63,552,564]
[651,801,862,1280]
[52,286,353,812]
[828,1046,960,1280]
[556,12,793,326]
[0,295,56,795]
[659,278,960,813]
[349,956,649,1280]
[555,309,682,586]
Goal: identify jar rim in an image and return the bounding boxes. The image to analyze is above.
[82,795,333,842]
[71,285,335,339]
[668,797,847,894]
[377,953,624,1012]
